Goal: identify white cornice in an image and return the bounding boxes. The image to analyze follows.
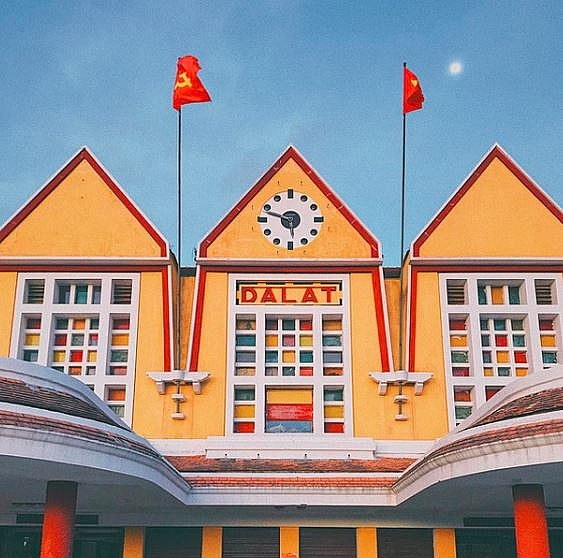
[195,257,383,268]
[410,257,563,267]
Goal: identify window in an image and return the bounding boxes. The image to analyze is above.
[12,274,139,424]
[441,274,562,427]
[228,277,351,436]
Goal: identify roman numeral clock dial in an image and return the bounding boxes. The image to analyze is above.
[257,189,324,250]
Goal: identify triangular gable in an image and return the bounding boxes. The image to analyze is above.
[412,145,563,259]
[199,146,380,259]
[0,147,168,258]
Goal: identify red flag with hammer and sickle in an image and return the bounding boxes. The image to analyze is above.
[172,55,211,110]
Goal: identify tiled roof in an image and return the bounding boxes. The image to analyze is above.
[467,386,563,429]
[0,409,162,461]
[167,455,415,474]
[406,418,563,480]
[0,376,123,428]
[186,477,396,489]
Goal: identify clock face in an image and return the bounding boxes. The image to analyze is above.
[257,189,324,250]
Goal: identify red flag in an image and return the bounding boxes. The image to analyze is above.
[403,66,424,114]
[172,55,211,110]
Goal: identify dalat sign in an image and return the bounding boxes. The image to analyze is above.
[237,281,342,305]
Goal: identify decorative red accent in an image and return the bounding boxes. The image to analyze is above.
[233,422,255,433]
[512,484,550,558]
[198,146,380,258]
[412,145,563,257]
[0,148,168,257]
[266,404,313,421]
[188,268,207,371]
[161,267,172,371]
[172,55,211,110]
[403,66,425,114]
[371,269,391,370]
[40,481,77,558]
[324,422,345,433]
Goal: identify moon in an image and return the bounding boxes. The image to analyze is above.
[448,60,464,76]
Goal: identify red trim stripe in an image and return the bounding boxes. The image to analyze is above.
[188,268,207,371]
[161,267,172,371]
[372,269,390,370]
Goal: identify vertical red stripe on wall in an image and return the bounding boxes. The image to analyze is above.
[371,269,390,371]
[40,481,78,558]
[512,484,550,558]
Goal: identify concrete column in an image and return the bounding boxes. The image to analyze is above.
[40,481,77,558]
[512,484,550,558]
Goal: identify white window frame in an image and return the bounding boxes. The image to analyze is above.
[11,272,140,425]
[225,273,353,438]
[440,272,563,428]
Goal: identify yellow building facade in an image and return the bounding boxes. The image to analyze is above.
[0,145,562,557]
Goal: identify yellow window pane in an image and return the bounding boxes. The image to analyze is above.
[491,286,504,305]
[111,334,129,346]
[52,351,66,363]
[267,388,313,404]
[25,334,40,346]
[73,319,86,330]
[300,335,313,347]
[516,368,528,377]
[234,404,255,418]
[324,405,344,419]
[496,351,509,363]
[541,335,556,347]
[450,335,467,347]
[282,350,295,363]
[484,368,494,376]
[323,320,342,331]
[69,367,81,376]
[88,351,97,362]
[265,335,278,347]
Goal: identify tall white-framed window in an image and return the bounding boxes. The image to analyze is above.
[226,274,353,437]
[440,273,563,427]
[11,273,140,424]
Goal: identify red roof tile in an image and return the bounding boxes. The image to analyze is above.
[168,455,414,473]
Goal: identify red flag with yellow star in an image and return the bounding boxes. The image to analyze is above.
[172,55,211,110]
[403,66,424,114]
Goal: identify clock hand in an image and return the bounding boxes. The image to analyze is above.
[265,210,284,219]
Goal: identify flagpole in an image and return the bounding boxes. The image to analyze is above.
[398,61,408,372]
[177,106,182,371]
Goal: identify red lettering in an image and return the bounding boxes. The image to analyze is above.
[281,287,297,303]
[320,285,337,303]
[301,287,318,303]
[260,287,277,303]
[240,287,257,303]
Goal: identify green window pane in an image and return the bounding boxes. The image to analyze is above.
[513,335,526,347]
[511,319,524,331]
[235,388,255,401]
[299,351,313,363]
[75,285,88,304]
[481,335,490,347]
[265,350,278,363]
[282,319,295,331]
[324,388,343,402]
[282,366,295,376]
[451,351,468,363]
[236,334,256,347]
[508,286,520,304]
[498,367,511,376]
[322,335,342,347]
[455,406,472,420]
[236,351,255,363]
[543,352,558,364]
[110,350,128,363]
[494,319,506,331]
[477,285,487,304]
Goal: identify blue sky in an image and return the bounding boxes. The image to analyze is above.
[1,1,561,266]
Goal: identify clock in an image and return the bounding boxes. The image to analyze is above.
[257,188,324,250]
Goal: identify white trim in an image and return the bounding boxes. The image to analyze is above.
[439,272,563,429]
[0,256,170,266]
[10,272,141,425]
[195,257,383,267]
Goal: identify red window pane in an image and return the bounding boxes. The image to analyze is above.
[324,423,344,433]
[70,350,83,362]
[54,334,67,346]
[494,335,508,347]
[514,351,527,363]
[234,422,255,433]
